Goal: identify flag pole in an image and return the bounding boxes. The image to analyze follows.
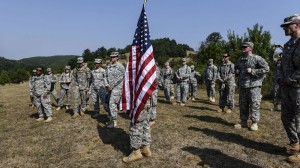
[144,0,147,6]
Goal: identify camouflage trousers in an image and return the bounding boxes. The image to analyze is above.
[57,88,71,107]
[91,86,106,113]
[176,82,189,103]
[35,94,52,118]
[219,82,235,110]
[281,86,300,144]
[273,83,281,108]
[239,87,262,123]
[205,81,216,97]
[50,89,59,103]
[129,100,151,150]
[73,89,87,113]
[106,88,121,120]
[163,82,172,101]
[150,89,158,121]
[189,83,197,98]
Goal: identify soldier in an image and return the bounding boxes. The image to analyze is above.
[149,63,160,126]
[269,45,283,112]
[204,59,218,103]
[56,66,72,111]
[277,14,300,163]
[188,65,201,101]
[29,69,37,108]
[104,52,125,128]
[123,96,152,163]
[162,62,173,103]
[72,57,91,119]
[174,58,191,106]
[234,42,269,131]
[33,67,53,122]
[217,53,235,113]
[45,68,59,104]
[89,58,106,118]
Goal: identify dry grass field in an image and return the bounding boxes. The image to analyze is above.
[0,82,296,168]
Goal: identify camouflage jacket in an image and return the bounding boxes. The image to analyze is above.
[29,76,36,95]
[59,72,73,89]
[235,54,269,88]
[204,64,218,81]
[72,66,91,90]
[218,61,235,83]
[162,67,173,83]
[105,62,125,90]
[32,74,51,97]
[269,51,282,82]
[45,73,57,91]
[279,38,300,87]
[176,65,191,82]
[90,67,106,90]
[189,70,201,84]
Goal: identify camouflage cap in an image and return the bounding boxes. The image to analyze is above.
[164,62,169,66]
[110,52,119,57]
[281,14,300,27]
[182,58,186,62]
[32,69,37,73]
[65,65,71,70]
[77,57,84,63]
[242,42,254,49]
[190,65,195,70]
[94,58,102,64]
[209,59,213,62]
[47,68,52,72]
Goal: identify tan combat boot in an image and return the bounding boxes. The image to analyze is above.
[211,97,216,103]
[225,109,232,114]
[122,149,143,163]
[286,143,300,154]
[107,120,117,128]
[180,103,185,106]
[36,117,44,122]
[217,108,224,113]
[149,120,155,127]
[44,116,52,123]
[288,154,300,163]
[56,107,61,111]
[250,123,258,131]
[141,145,152,157]
[191,97,195,101]
[72,112,80,119]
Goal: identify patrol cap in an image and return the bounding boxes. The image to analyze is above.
[181,58,186,62]
[110,52,119,57]
[190,65,195,70]
[209,59,213,63]
[77,57,84,63]
[32,69,37,73]
[164,62,169,66]
[281,14,300,27]
[242,42,254,49]
[47,68,52,72]
[94,59,102,64]
[65,65,71,70]
[223,53,230,57]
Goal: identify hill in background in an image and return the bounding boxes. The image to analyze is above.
[19,55,78,68]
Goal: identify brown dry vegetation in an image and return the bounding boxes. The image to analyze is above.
[0,83,296,168]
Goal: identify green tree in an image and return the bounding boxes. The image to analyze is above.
[82,49,94,62]
[0,71,10,85]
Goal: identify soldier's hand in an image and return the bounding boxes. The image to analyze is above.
[246,68,252,73]
[42,94,48,99]
[107,85,112,91]
[235,69,240,75]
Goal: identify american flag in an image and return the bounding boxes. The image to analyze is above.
[121,4,157,124]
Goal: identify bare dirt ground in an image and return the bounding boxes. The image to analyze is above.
[0,83,297,168]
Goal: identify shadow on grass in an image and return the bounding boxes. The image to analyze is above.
[97,125,131,155]
[186,105,216,111]
[188,127,285,156]
[182,146,261,168]
[184,115,233,127]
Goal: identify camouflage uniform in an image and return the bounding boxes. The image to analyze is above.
[90,62,106,115]
[32,74,52,118]
[104,61,125,121]
[45,69,59,103]
[29,70,37,106]
[189,65,201,99]
[72,60,91,115]
[279,37,300,145]
[57,67,72,108]
[235,52,269,125]
[129,98,151,150]
[175,60,191,104]
[162,63,173,102]
[204,60,218,100]
[149,65,160,121]
[218,60,235,110]
[269,50,282,111]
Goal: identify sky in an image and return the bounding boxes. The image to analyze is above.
[0,0,299,60]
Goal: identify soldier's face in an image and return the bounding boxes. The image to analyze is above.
[283,23,298,36]
[36,69,42,75]
[223,56,229,62]
[95,63,100,68]
[182,61,186,65]
[242,46,252,54]
[65,69,70,73]
[111,56,118,63]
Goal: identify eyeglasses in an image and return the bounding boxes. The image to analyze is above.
[242,46,248,48]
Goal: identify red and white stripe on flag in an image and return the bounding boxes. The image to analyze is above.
[121,4,157,124]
